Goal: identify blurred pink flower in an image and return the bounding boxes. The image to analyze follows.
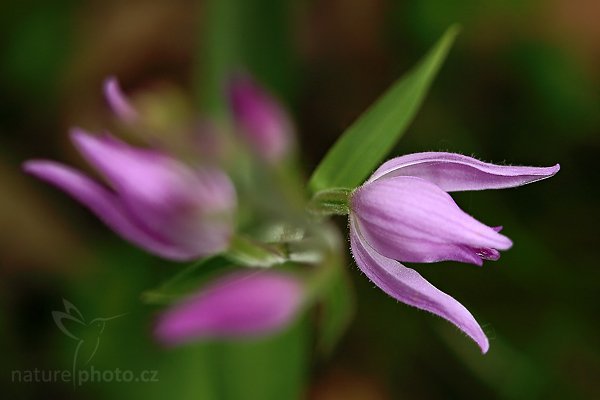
[24,129,236,261]
[154,271,303,345]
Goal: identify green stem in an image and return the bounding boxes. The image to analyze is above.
[307,187,353,216]
[225,235,288,268]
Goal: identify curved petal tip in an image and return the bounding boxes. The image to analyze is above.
[103,76,138,123]
[350,218,490,353]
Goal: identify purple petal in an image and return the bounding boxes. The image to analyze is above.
[155,271,303,345]
[22,160,195,260]
[72,130,236,258]
[351,176,512,264]
[71,129,233,208]
[227,74,293,162]
[70,128,188,205]
[103,76,139,123]
[350,218,489,353]
[369,152,560,192]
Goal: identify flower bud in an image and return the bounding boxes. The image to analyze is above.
[227,74,293,163]
[154,271,303,345]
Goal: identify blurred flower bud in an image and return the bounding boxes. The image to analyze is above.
[227,74,294,163]
[154,270,303,345]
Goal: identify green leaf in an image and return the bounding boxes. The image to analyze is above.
[317,268,355,354]
[308,25,459,192]
[212,319,309,400]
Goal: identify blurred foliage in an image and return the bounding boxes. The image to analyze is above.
[1,0,599,399]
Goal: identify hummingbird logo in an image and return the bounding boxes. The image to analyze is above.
[52,299,125,384]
